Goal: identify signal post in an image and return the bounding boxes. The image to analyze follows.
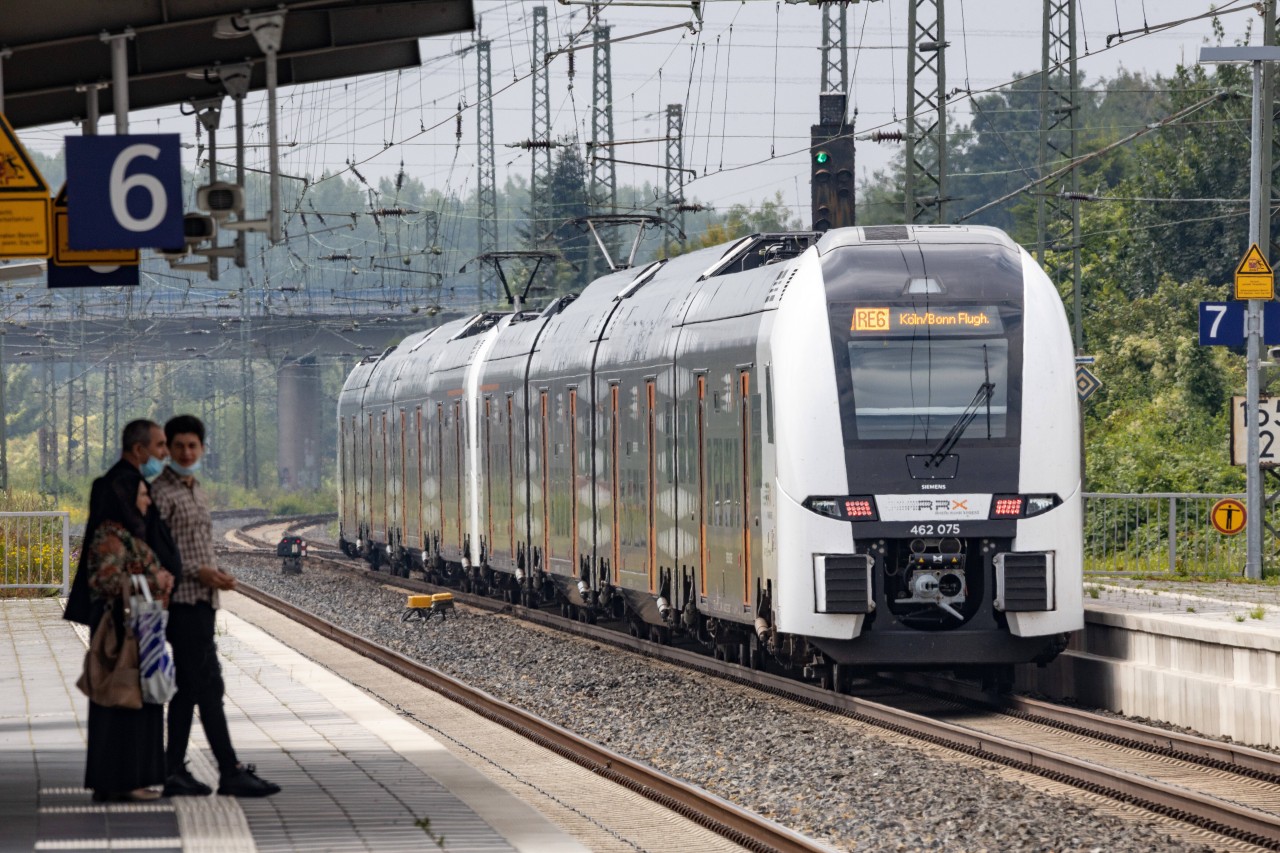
[1200,46,1280,579]
[810,93,855,231]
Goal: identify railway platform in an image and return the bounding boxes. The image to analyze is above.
[2,595,755,853]
[1024,578,1280,749]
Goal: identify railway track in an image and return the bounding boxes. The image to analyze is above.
[222,517,833,853]
[225,517,1280,851]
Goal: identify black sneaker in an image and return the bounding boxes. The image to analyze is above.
[217,764,280,798]
[163,766,213,797]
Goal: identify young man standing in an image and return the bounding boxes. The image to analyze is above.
[150,414,280,798]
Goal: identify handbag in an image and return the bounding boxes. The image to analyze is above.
[76,603,143,710]
[130,575,177,705]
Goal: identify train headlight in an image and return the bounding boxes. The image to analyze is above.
[804,496,879,521]
[990,494,1061,519]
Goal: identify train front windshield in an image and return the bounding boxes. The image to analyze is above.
[848,338,1009,442]
[841,304,1018,446]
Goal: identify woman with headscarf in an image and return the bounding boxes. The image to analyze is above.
[83,472,174,802]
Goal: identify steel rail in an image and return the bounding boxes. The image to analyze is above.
[227,519,1280,850]
[231,578,837,853]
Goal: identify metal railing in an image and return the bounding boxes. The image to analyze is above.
[1083,493,1258,577]
[0,512,71,596]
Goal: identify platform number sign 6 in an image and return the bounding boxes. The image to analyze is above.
[65,134,183,250]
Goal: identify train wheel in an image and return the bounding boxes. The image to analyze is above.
[748,635,767,671]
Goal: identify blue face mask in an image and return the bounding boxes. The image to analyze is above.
[139,456,165,479]
[168,459,202,477]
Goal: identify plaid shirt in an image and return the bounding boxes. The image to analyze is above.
[150,467,219,608]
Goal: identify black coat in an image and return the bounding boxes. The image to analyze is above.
[64,460,184,625]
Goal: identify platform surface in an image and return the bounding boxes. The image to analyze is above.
[0,598,589,852]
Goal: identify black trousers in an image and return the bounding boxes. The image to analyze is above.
[166,602,238,776]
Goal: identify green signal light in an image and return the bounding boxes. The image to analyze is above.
[815,151,830,164]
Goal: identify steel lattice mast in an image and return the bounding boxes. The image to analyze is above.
[591,20,616,213]
[1036,0,1082,351]
[821,3,847,97]
[905,0,947,224]
[664,104,684,254]
[531,7,551,199]
[476,38,498,304]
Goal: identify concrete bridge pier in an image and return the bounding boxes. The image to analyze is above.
[276,356,323,490]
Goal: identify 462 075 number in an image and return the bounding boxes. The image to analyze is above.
[908,524,962,536]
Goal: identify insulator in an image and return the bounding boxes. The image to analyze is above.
[870,130,903,144]
[676,203,706,213]
[455,106,463,141]
[567,51,575,79]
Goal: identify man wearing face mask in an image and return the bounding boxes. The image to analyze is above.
[65,420,183,626]
[149,414,280,799]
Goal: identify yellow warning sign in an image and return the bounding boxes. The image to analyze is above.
[0,197,51,258]
[1235,243,1274,300]
[1210,498,1247,536]
[0,113,48,196]
[51,184,138,267]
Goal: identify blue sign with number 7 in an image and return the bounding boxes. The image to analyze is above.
[1199,301,1280,346]
[65,135,183,250]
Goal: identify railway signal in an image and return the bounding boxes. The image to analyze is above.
[810,130,855,232]
[810,92,854,232]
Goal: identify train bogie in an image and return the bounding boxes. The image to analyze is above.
[338,225,1083,673]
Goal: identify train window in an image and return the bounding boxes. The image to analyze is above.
[847,339,1009,442]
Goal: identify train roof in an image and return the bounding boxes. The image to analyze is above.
[817,224,1020,254]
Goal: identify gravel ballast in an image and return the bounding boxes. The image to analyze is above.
[224,555,1216,853]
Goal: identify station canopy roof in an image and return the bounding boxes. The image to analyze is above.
[3,0,474,130]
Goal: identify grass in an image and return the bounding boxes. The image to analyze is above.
[1250,606,1266,620]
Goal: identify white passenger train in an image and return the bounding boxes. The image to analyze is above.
[337,225,1083,681]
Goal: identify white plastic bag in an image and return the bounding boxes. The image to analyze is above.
[131,575,177,705]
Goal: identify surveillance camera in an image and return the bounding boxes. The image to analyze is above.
[183,213,217,246]
[197,182,245,219]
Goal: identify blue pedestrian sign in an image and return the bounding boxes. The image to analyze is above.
[1198,301,1280,346]
[65,135,183,250]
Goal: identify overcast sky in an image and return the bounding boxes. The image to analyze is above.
[17,0,1265,226]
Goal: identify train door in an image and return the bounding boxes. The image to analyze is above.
[569,387,579,582]
[365,412,375,540]
[483,396,494,566]
[507,394,516,564]
[696,374,708,603]
[540,389,551,573]
[415,406,425,555]
[398,408,408,551]
[339,415,352,535]
[435,402,445,554]
[609,382,621,585]
[647,380,657,592]
[380,411,390,543]
[454,399,465,557]
[739,369,755,609]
